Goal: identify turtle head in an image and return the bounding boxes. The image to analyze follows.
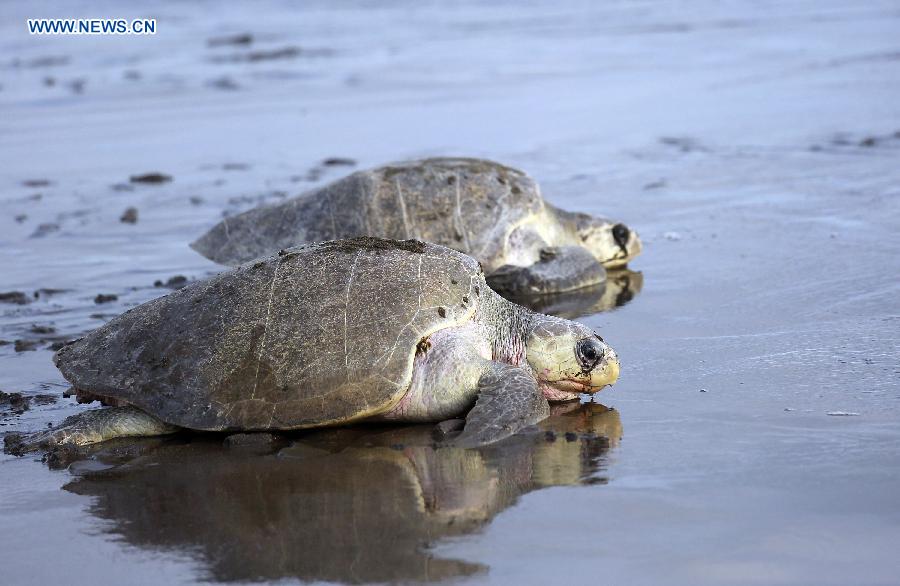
[576,215,642,269]
[524,318,620,402]
[550,206,641,268]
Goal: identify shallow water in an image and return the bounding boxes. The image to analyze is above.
[2,0,899,584]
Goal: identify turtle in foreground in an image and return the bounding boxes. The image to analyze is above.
[190,158,642,296]
[7,237,619,453]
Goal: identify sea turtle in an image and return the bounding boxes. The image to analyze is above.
[7,237,619,453]
[190,158,642,296]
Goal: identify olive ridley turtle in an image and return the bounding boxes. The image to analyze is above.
[191,158,642,296]
[7,237,619,452]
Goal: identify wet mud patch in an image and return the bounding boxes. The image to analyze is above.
[0,291,31,305]
[0,390,57,416]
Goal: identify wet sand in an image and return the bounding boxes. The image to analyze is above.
[2,1,899,584]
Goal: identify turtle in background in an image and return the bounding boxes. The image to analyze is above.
[190,158,642,296]
[6,237,620,453]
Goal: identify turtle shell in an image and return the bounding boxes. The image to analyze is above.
[190,158,544,271]
[54,238,484,431]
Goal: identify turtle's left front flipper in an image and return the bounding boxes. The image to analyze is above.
[450,364,550,448]
[487,246,606,296]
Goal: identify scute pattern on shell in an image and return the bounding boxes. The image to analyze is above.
[54,239,483,430]
[190,158,544,270]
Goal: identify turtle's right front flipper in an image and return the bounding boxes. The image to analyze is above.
[450,363,550,448]
[487,246,606,296]
[3,406,177,455]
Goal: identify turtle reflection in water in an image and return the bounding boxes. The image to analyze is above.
[64,402,621,584]
[510,269,643,319]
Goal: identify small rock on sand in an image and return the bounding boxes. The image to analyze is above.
[130,172,172,184]
[154,275,189,289]
[322,157,356,167]
[94,294,118,304]
[29,324,56,334]
[207,33,253,47]
[14,340,39,352]
[120,207,139,224]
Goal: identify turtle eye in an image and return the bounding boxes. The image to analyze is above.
[612,223,630,248]
[575,337,605,371]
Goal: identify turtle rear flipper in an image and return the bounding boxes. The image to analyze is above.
[450,364,550,448]
[3,406,177,455]
[487,246,606,296]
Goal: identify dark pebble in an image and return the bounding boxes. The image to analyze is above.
[564,432,578,442]
[14,340,39,352]
[129,172,172,184]
[544,431,557,442]
[29,324,56,334]
[120,207,138,224]
[207,33,253,47]
[155,275,188,289]
[94,294,118,304]
[322,157,356,167]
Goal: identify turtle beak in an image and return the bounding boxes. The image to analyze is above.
[586,343,619,392]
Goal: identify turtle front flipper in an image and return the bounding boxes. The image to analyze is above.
[450,364,550,448]
[487,246,606,296]
[4,406,178,455]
